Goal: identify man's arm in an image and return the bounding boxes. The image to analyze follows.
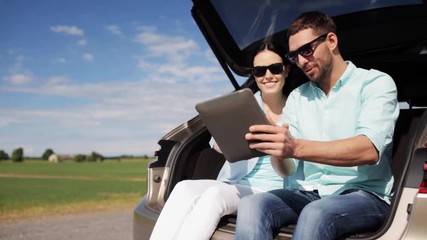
[270,156,297,177]
[246,124,379,167]
[292,135,378,166]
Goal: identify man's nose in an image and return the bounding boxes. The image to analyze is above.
[297,54,309,67]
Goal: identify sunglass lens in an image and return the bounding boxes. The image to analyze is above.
[269,63,284,74]
[252,66,267,77]
[252,63,283,77]
[286,53,297,63]
[299,45,314,57]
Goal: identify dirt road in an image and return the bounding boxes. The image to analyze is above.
[0,207,150,240]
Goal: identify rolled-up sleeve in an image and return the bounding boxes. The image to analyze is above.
[355,70,399,160]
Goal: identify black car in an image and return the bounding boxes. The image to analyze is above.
[134,0,427,239]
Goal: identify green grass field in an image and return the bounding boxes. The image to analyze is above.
[0,159,150,220]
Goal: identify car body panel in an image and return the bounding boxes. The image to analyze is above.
[403,194,427,239]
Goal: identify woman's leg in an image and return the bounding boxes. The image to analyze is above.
[150,179,226,240]
[293,190,390,240]
[176,183,263,240]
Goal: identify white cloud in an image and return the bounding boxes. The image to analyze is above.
[10,54,27,70]
[83,53,94,62]
[47,75,68,85]
[50,25,84,36]
[0,116,24,127]
[78,39,87,46]
[2,73,34,85]
[55,58,67,64]
[105,25,123,36]
[15,55,27,62]
[204,49,218,64]
[136,25,157,32]
[134,29,198,63]
[0,77,231,156]
[137,58,223,84]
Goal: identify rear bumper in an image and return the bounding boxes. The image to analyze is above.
[133,196,157,240]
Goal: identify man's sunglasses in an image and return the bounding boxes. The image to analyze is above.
[251,63,284,77]
[286,33,328,63]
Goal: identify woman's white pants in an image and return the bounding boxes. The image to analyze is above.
[149,179,263,240]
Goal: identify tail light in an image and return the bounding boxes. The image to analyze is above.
[419,163,427,194]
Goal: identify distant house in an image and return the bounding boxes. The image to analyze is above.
[48,154,59,163]
[48,154,75,163]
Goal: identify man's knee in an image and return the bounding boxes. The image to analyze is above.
[238,193,270,219]
[299,199,339,226]
[300,202,325,220]
[237,194,256,216]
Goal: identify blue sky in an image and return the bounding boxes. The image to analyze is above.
[0,0,235,157]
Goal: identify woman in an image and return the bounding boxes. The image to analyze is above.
[150,41,294,240]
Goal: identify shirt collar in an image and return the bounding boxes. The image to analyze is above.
[308,61,355,92]
[337,61,355,89]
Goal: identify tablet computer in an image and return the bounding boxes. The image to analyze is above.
[195,88,269,162]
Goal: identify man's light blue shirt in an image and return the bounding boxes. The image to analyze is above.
[283,61,399,203]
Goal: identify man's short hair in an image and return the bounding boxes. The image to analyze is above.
[287,11,337,38]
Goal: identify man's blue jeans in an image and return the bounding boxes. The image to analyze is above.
[235,189,389,240]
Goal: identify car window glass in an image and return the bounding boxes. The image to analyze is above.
[211,0,423,50]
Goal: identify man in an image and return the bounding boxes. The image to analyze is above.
[235,11,399,240]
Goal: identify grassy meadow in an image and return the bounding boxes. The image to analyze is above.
[0,158,150,220]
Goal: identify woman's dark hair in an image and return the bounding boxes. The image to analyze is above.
[242,41,305,96]
[251,41,290,67]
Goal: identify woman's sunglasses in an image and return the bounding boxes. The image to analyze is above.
[251,63,284,77]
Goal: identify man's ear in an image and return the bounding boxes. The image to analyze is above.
[326,32,339,51]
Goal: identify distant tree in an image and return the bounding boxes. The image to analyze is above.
[11,148,24,162]
[87,152,96,162]
[89,151,104,162]
[41,149,54,160]
[74,154,86,162]
[0,150,9,161]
